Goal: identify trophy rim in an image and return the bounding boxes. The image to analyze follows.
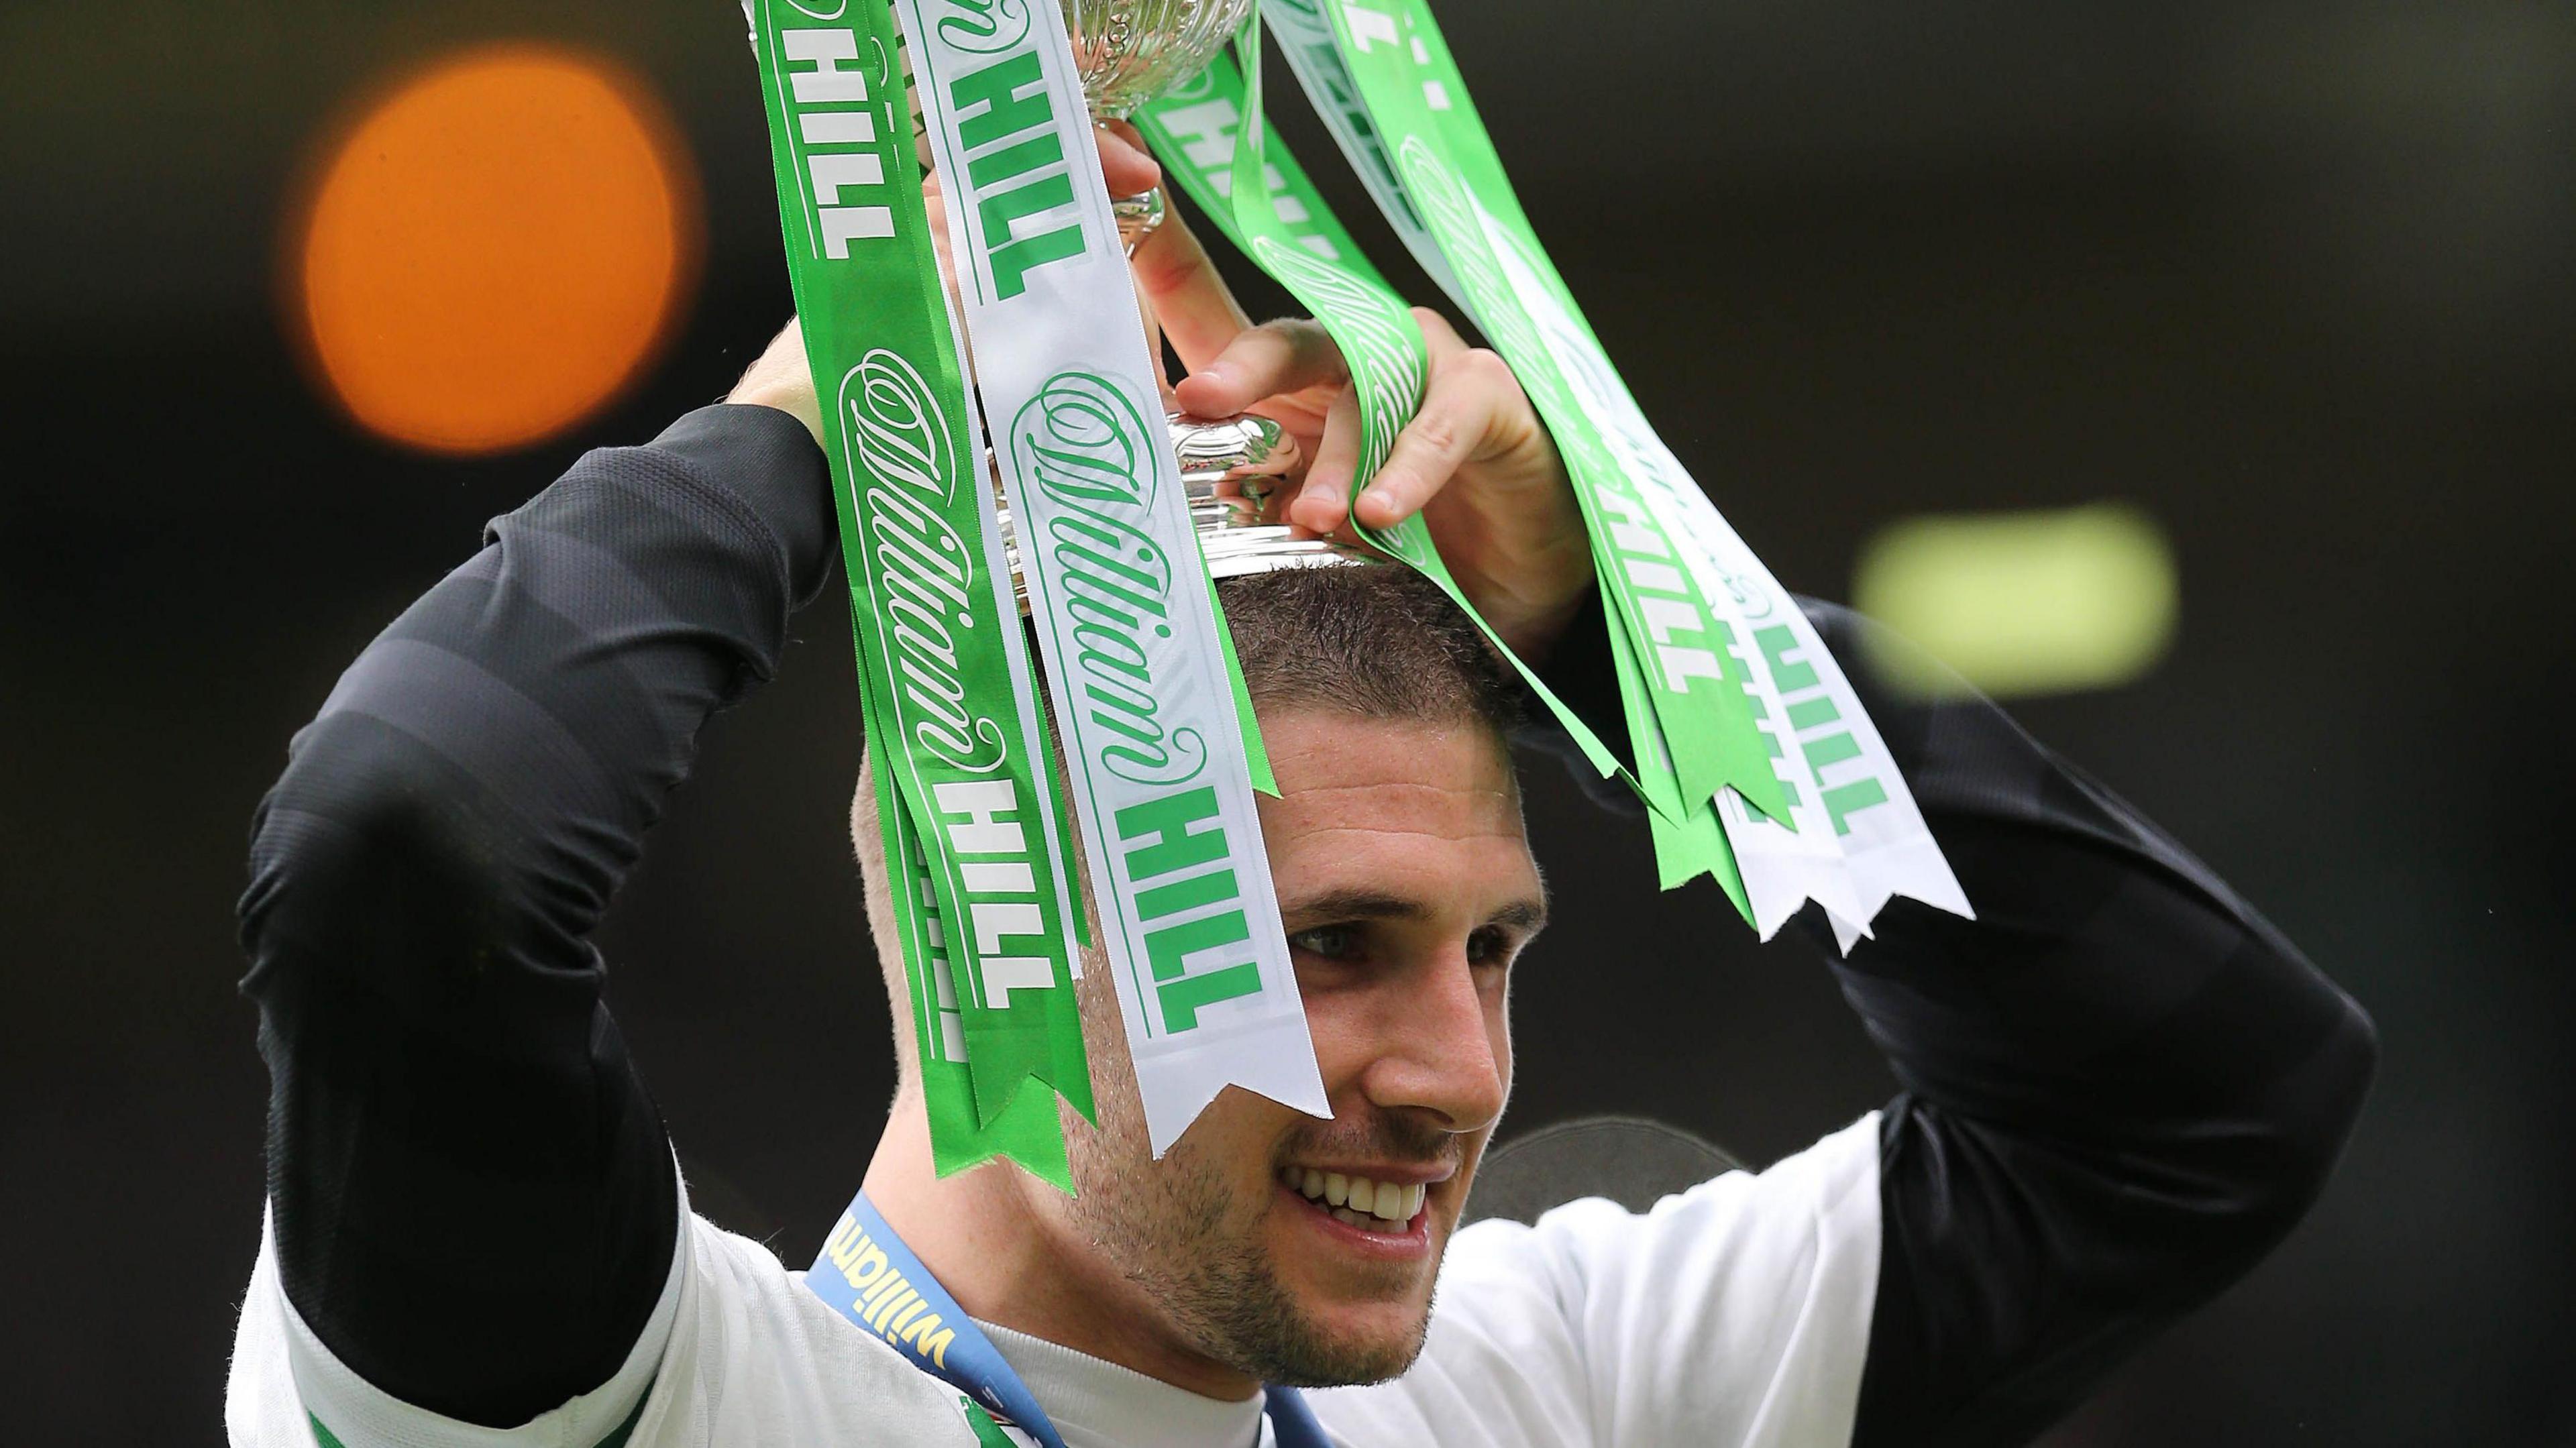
[1063,0,1256,118]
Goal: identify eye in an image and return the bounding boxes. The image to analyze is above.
[1466,926,1517,968]
[1288,924,1359,960]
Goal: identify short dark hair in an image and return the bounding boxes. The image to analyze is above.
[1215,563,1521,736]
[854,561,1523,1069]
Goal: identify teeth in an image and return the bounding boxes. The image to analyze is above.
[1285,1168,1430,1227]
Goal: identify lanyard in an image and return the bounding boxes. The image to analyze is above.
[806,1191,1334,1448]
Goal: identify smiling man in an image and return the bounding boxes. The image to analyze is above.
[223,133,2375,1448]
[852,562,1544,1408]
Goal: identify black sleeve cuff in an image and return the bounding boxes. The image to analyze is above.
[649,402,837,608]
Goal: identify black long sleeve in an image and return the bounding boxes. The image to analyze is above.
[1526,595,2378,1447]
[239,404,836,1425]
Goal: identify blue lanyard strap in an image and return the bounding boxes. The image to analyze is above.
[806,1190,1332,1448]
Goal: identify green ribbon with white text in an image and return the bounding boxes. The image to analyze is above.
[749,0,1092,1185]
[1287,0,1974,940]
[895,0,1331,1157]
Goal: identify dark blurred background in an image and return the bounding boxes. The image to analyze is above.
[3,1,2569,1442]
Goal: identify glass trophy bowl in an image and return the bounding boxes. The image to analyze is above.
[951,0,1375,590]
[1063,0,1254,119]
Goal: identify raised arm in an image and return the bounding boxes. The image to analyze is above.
[1425,590,2373,1448]
[1791,602,2377,1446]
[1199,305,2377,1442]
[238,400,835,1425]
[1518,588,2377,1442]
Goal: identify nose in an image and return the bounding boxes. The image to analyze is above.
[1358,948,1508,1135]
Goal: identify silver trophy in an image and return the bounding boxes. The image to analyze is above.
[1065,0,1253,119]
[1069,0,1234,264]
[908,0,1375,602]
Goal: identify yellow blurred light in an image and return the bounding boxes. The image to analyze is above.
[1851,503,2178,698]
[290,44,700,455]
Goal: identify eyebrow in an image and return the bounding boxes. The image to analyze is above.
[1283,888,1551,934]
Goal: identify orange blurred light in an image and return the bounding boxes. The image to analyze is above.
[292,44,700,455]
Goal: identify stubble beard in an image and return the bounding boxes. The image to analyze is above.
[1061,1086,1438,1390]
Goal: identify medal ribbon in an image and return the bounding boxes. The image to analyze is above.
[807,1192,1334,1448]
[894,0,1328,1155]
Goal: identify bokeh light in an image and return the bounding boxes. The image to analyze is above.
[1852,503,2179,698]
[291,44,700,455]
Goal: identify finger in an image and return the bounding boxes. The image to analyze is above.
[1092,121,1163,201]
[1356,347,1516,531]
[922,180,959,301]
[1411,305,1468,359]
[1352,307,1472,525]
[1289,387,1363,536]
[1133,205,1254,373]
[1338,306,1466,514]
[1102,119,1243,369]
[1176,317,1346,418]
[1140,284,1180,405]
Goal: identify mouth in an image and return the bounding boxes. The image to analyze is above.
[1275,1165,1432,1242]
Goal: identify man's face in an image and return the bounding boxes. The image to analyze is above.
[1042,708,1544,1388]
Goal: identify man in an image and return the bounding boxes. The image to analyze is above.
[225,135,2375,1447]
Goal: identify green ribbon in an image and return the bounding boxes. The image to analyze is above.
[1275,0,1801,911]
[861,667,1074,1185]
[749,0,1090,1184]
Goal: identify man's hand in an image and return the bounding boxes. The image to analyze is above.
[1132,172,1592,659]
[1173,309,1595,661]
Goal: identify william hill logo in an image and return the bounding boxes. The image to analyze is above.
[766,14,899,260]
[819,1214,959,1368]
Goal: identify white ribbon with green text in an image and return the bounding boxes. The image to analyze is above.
[896,0,1329,1153]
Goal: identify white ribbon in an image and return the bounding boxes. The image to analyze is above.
[896,0,1328,1153]
[1482,202,1969,946]
[1264,0,1462,305]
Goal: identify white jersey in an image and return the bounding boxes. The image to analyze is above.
[228,1115,1880,1448]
